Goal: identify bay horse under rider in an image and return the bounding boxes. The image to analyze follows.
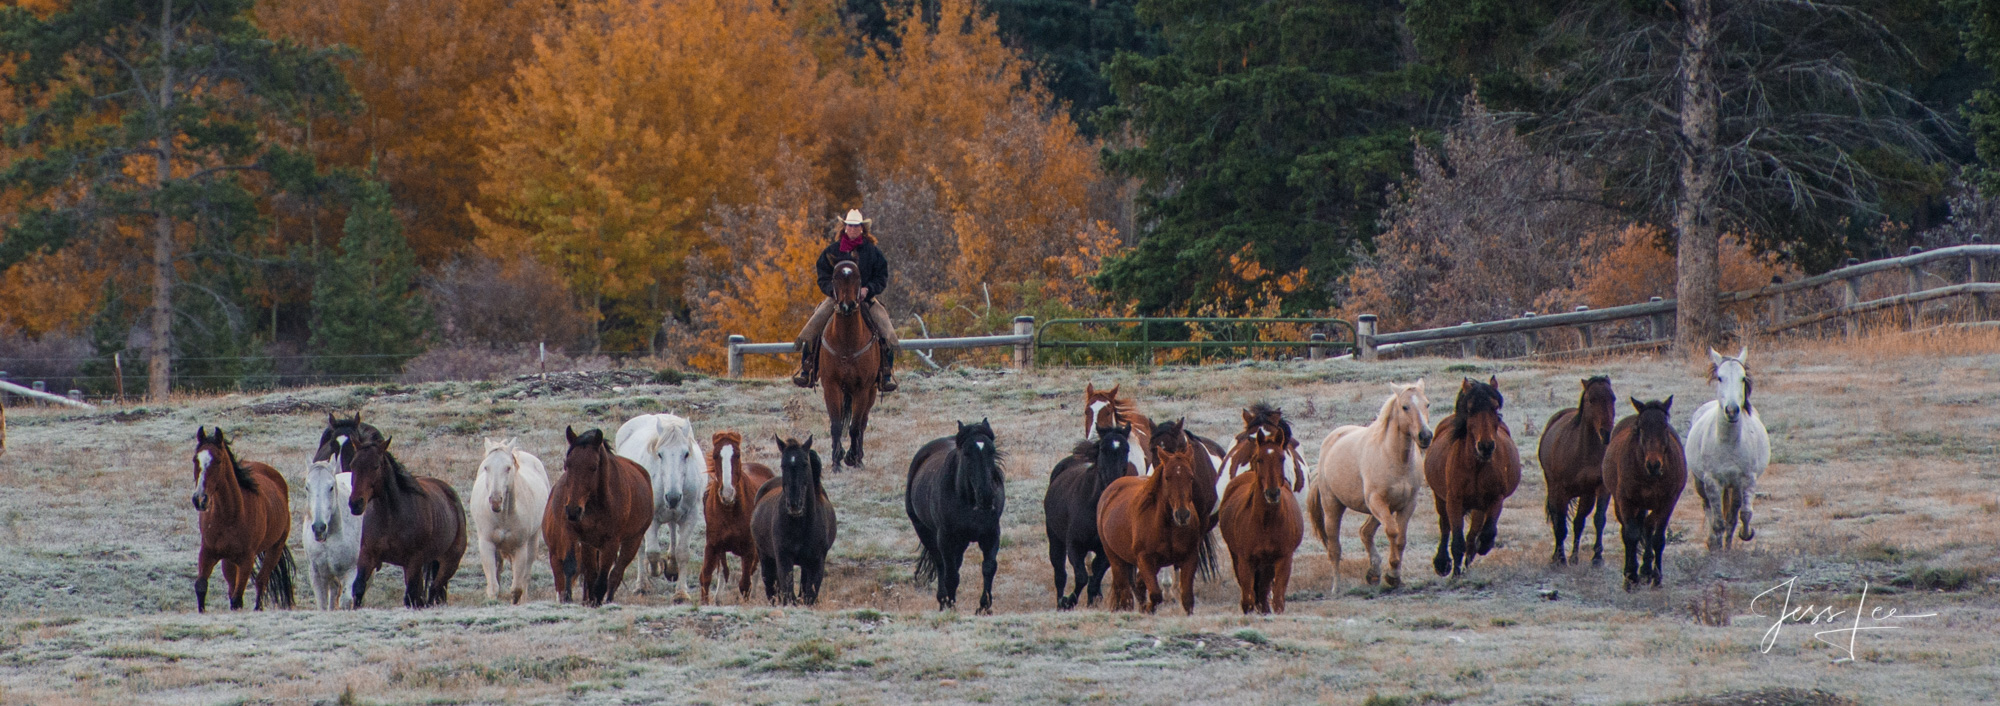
[792,209,899,392]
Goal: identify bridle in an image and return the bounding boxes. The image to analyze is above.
[821,261,875,361]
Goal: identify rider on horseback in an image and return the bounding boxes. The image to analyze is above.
[793,209,899,392]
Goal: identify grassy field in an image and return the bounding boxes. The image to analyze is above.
[0,336,1995,704]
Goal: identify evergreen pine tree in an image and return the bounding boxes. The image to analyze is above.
[310,181,431,378]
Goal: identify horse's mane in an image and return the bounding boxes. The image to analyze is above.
[1584,375,1611,387]
[202,435,258,490]
[1237,403,1292,443]
[1452,380,1504,437]
[651,416,698,457]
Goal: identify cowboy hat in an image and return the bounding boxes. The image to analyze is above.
[843,209,871,225]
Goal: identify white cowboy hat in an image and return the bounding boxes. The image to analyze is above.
[843,209,869,225]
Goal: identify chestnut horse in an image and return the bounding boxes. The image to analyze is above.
[1098,442,1209,615]
[699,431,774,604]
[191,427,295,612]
[1307,381,1432,591]
[549,427,654,606]
[542,501,578,603]
[1538,376,1618,566]
[317,415,466,609]
[1605,397,1686,590]
[818,258,881,469]
[1425,377,1521,578]
[753,436,839,605]
[1217,408,1304,614]
[1044,425,1137,609]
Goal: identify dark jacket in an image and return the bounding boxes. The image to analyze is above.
[816,240,889,299]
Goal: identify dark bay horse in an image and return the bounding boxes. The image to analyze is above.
[1424,377,1521,578]
[906,420,1006,613]
[1098,443,1210,615]
[1149,419,1225,543]
[700,430,774,604]
[1217,410,1304,614]
[818,258,880,469]
[550,427,653,606]
[1605,397,1687,590]
[191,427,295,612]
[319,416,467,609]
[1043,425,1136,609]
[752,436,838,605]
[1538,376,1617,566]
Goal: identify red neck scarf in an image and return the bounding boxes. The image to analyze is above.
[838,232,865,253]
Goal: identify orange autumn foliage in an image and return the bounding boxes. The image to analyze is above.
[1547,224,1798,312]
[470,0,828,352]
[0,247,109,337]
[676,150,829,375]
[256,0,559,263]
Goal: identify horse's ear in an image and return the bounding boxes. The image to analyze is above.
[213,427,226,444]
[1108,384,1119,397]
[381,437,393,450]
[1488,375,1499,389]
[956,420,966,435]
[1414,377,1425,390]
[566,426,578,445]
[1243,408,1257,425]
[1662,395,1673,412]
[772,434,784,451]
[1631,397,1644,414]
[1085,382,1095,396]
[803,435,814,449]
[1708,347,1724,365]
[326,412,336,427]
[195,426,207,443]
[1736,347,1749,364]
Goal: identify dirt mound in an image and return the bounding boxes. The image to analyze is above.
[1659,688,1859,706]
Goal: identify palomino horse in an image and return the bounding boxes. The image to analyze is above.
[472,438,550,604]
[906,420,1006,613]
[699,431,774,604]
[550,427,654,606]
[615,413,706,599]
[1220,404,1309,510]
[1099,442,1210,615]
[1307,381,1433,590]
[1605,398,1687,590]
[1218,408,1305,614]
[1687,348,1770,551]
[752,437,839,605]
[301,459,359,610]
[1043,425,1137,609]
[322,417,467,608]
[1083,383,1152,474]
[1425,377,1521,578]
[818,258,881,469]
[191,427,295,612]
[1539,376,1618,566]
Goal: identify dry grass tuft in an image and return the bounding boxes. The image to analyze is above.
[1686,582,1732,626]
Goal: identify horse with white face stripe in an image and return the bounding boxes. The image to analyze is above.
[615,413,707,600]
[1686,348,1770,551]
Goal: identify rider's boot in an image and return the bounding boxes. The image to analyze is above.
[876,346,898,392]
[791,342,819,388]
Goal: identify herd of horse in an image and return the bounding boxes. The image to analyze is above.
[184,348,1770,615]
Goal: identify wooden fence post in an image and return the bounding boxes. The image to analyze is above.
[1648,297,1667,341]
[1907,246,1925,329]
[1573,305,1593,349]
[1973,236,1990,321]
[727,335,746,378]
[1356,315,1378,361]
[1520,312,1538,356]
[113,352,124,404]
[1767,276,1785,332]
[1012,316,1035,369]
[1460,322,1475,358]
[1842,257,1862,338]
[1307,332,1327,361]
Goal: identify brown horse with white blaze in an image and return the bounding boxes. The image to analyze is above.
[818,258,881,469]
[1426,377,1521,578]
[1218,408,1304,614]
[1538,376,1617,566]
[550,427,654,606]
[699,431,774,603]
[191,427,295,612]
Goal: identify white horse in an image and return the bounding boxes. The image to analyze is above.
[472,437,550,603]
[1686,348,1770,551]
[301,459,360,610]
[615,413,707,601]
[1304,380,1433,591]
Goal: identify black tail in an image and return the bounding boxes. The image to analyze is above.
[1194,529,1220,583]
[913,549,939,587]
[269,546,297,609]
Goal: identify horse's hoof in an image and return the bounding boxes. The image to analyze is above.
[1364,567,1381,585]
[1383,574,1402,589]
[1591,556,1604,567]
[1433,556,1452,577]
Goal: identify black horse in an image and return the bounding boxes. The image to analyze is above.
[1043,424,1136,609]
[906,420,1006,613]
[752,436,838,605]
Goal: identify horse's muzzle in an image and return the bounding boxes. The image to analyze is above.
[662,494,681,511]
[191,493,207,511]
[565,504,583,522]
[348,498,365,515]
[1263,488,1281,505]
[1645,460,1663,477]
[311,521,328,541]
[1417,429,1434,449]
[489,496,505,514]
[1172,508,1192,527]
[786,504,806,518]
[837,302,856,314]
[1475,440,1495,461]
[1724,404,1741,423]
